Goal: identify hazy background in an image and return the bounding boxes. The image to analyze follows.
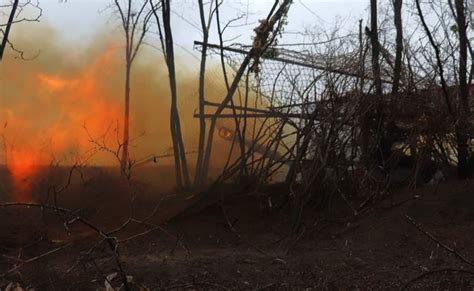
[0,0,369,170]
[37,0,369,58]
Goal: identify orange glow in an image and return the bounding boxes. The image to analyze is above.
[37,74,78,91]
[1,30,232,200]
[2,44,123,201]
[8,149,41,202]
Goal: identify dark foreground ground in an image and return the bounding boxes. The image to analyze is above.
[0,166,473,290]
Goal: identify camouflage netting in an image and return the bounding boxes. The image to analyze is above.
[195,43,361,108]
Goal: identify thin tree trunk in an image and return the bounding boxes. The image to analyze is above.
[358,19,366,92]
[358,19,370,167]
[455,0,470,178]
[120,60,131,172]
[240,70,251,179]
[392,0,403,94]
[115,0,150,176]
[162,0,190,189]
[194,0,210,188]
[120,3,131,174]
[361,0,383,166]
[370,0,382,99]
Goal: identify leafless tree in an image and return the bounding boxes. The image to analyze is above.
[359,0,384,167]
[112,0,152,175]
[149,0,191,190]
[413,0,472,178]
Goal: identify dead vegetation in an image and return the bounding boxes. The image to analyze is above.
[1,0,474,289]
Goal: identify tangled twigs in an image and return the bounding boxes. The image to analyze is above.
[0,202,131,291]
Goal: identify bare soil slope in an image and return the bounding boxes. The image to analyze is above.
[0,169,473,290]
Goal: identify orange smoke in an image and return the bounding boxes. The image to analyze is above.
[2,44,123,201]
[1,25,237,201]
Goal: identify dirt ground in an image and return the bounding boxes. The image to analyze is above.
[0,166,474,290]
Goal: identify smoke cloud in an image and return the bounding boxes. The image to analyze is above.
[0,23,237,200]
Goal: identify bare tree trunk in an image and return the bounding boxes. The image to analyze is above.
[455,0,470,178]
[358,19,370,167]
[114,0,150,175]
[370,0,383,100]
[392,0,403,94]
[161,0,190,189]
[194,0,210,188]
[360,0,383,166]
[120,59,131,172]
[358,19,366,92]
[119,1,132,175]
[0,0,19,61]
[240,71,251,179]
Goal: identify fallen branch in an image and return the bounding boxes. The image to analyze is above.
[1,243,71,277]
[401,268,474,290]
[405,215,474,268]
